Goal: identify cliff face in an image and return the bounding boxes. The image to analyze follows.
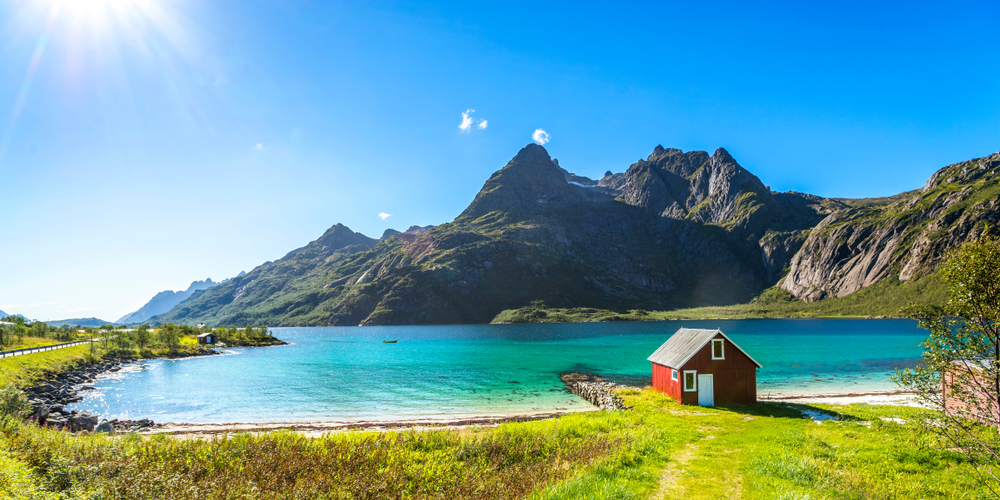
[152,145,1000,326]
[780,152,1000,301]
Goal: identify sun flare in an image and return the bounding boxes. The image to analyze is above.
[62,0,136,15]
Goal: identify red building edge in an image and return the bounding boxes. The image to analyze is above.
[650,330,759,406]
[943,364,1000,427]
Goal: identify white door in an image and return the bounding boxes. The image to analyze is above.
[698,374,714,406]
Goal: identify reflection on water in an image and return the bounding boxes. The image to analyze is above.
[67,319,925,423]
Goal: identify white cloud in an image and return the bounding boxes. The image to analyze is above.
[460,109,488,133]
[459,109,475,132]
[532,128,550,145]
[378,212,392,220]
[255,143,265,151]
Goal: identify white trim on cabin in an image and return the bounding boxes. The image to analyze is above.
[674,329,762,369]
[711,338,725,360]
[671,369,678,381]
[683,370,697,392]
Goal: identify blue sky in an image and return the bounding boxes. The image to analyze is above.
[1,0,998,321]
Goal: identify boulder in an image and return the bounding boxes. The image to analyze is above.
[94,420,114,434]
[70,411,99,432]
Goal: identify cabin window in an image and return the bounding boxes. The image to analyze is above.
[712,339,724,360]
[683,370,697,392]
[671,369,678,381]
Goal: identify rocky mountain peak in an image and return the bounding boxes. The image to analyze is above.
[460,144,578,220]
[316,223,374,251]
[511,143,553,165]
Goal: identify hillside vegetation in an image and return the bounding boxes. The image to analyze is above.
[493,275,947,323]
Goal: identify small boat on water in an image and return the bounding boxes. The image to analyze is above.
[383,340,398,343]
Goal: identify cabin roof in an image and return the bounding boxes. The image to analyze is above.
[196,332,215,338]
[647,328,762,369]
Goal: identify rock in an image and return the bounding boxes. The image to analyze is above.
[70,411,99,432]
[94,420,114,434]
[33,406,50,419]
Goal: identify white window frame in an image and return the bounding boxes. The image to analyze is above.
[671,369,678,381]
[711,339,725,360]
[683,370,697,392]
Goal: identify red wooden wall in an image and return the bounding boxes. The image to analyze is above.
[652,363,682,403]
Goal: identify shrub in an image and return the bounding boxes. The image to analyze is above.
[0,384,30,419]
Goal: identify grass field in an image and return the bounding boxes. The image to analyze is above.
[0,389,990,499]
[0,345,98,387]
[0,335,215,388]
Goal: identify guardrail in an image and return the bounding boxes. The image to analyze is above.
[0,339,95,359]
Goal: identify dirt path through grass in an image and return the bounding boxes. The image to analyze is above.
[655,442,701,498]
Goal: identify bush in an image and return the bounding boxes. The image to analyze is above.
[0,384,30,419]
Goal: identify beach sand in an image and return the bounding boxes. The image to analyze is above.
[759,391,919,407]
[143,391,920,437]
[145,409,598,438]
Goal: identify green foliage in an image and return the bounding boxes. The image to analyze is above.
[894,234,1000,492]
[0,345,100,387]
[494,275,947,323]
[134,325,151,349]
[0,385,29,420]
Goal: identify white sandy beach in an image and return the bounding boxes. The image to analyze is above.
[139,390,921,437]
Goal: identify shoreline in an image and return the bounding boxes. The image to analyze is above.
[143,410,598,437]
[139,390,920,437]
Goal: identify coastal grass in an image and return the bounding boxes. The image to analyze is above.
[493,275,947,323]
[0,345,99,387]
[0,389,994,499]
[0,342,214,387]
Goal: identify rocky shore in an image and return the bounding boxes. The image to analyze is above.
[24,348,220,433]
[559,372,633,411]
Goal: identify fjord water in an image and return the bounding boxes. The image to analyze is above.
[68,319,925,423]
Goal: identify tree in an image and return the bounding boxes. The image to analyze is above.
[135,325,151,349]
[158,325,180,350]
[30,322,46,339]
[895,234,1000,493]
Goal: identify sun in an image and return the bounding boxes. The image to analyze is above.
[59,0,135,16]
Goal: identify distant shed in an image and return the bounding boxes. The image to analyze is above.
[197,332,217,345]
[648,328,761,406]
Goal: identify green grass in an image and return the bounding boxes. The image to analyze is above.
[5,337,62,350]
[493,275,947,323]
[0,389,991,499]
[0,341,221,387]
[0,345,99,387]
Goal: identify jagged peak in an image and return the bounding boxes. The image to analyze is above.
[460,144,579,220]
[711,147,735,163]
[646,145,684,163]
[509,143,553,165]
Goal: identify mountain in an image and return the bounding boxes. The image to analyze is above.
[151,144,999,326]
[117,279,220,324]
[44,318,112,328]
[780,152,1000,300]
[0,309,6,317]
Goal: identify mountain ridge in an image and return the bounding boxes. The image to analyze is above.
[150,144,998,326]
[117,279,220,324]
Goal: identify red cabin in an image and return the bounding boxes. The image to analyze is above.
[648,328,761,406]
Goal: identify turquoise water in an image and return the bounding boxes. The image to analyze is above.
[67,319,926,423]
